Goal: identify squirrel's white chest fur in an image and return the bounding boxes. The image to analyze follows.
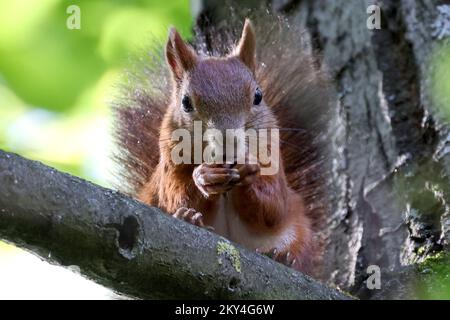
[211,194,296,252]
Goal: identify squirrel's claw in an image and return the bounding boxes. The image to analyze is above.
[257,247,297,268]
[173,207,205,228]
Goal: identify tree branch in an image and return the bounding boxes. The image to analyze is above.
[0,150,350,299]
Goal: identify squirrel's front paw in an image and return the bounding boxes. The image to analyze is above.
[193,163,240,197]
[173,207,205,228]
[235,163,260,186]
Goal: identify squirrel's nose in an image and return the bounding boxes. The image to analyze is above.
[208,115,244,133]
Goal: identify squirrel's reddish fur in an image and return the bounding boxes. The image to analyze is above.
[113,15,332,277]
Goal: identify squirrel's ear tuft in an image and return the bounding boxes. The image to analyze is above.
[235,19,256,74]
[166,27,198,81]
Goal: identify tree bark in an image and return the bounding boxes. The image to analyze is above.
[0,150,350,300]
[197,0,450,299]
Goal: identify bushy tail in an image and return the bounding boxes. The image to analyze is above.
[112,46,171,195]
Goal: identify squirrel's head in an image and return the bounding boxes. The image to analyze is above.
[165,19,273,135]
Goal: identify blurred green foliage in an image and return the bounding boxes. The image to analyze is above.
[416,253,450,299]
[430,43,450,123]
[0,0,192,185]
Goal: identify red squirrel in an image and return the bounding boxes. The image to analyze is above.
[113,17,331,276]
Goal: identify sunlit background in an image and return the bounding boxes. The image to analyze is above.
[0,0,192,299]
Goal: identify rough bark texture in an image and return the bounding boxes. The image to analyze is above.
[0,150,350,300]
[197,0,450,299]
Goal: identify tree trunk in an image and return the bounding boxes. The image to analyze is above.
[197,0,450,299]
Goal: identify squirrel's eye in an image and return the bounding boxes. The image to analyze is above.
[253,87,263,105]
[182,95,193,112]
